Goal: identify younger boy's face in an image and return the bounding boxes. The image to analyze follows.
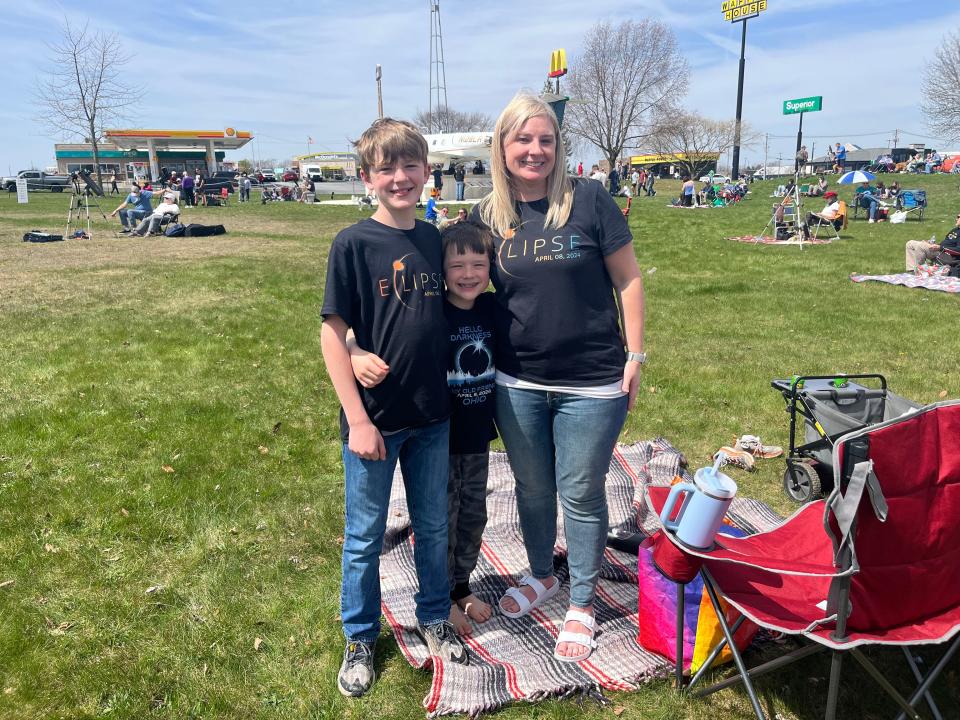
[361,155,429,213]
[444,248,490,306]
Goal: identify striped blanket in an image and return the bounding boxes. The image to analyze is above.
[379,439,781,717]
[850,272,960,294]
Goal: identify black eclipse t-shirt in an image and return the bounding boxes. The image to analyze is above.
[445,293,497,454]
[321,218,449,439]
[471,178,633,385]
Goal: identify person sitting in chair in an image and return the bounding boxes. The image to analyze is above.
[110,183,154,233]
[129,191,180,237]
[806,190,840,228]
[905,214,960,272]
[858,182,884,223]
[807,176,828,197]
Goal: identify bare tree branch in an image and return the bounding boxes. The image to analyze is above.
[565,19,689,174]
[34,20,143,186]
[649,110,749,178]
[413,105,493,133]
[921,32,960,143]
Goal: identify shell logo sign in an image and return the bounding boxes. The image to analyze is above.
[225,127,236,137]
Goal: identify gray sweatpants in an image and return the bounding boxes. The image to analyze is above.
[447,452,489,600]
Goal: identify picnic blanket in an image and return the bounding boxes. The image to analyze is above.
[850,272,960,294]
[727,234,832,245]
[379,440,782,717]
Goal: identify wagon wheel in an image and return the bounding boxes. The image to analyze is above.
[783,460,822,504]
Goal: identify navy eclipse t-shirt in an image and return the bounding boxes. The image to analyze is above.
[472,178,633,386]
[321,218,450,440]
[445,293,497,454]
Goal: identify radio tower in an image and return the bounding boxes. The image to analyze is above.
[428,1,449,133]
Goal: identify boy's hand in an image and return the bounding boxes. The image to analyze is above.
[349,350,390,388]
[349,420,386,461]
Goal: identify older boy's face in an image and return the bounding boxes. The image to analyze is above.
[361,155,429,212]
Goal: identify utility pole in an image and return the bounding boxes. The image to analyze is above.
[376,64,383,119]
[763,133,768,180]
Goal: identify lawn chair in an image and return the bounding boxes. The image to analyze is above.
[895,190,926,221]
[648,400,960,720]
[811,200,847,241]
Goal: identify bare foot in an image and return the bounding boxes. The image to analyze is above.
[457,594,492,624]
[498,575,557,615]
[449,604,472,635]
[556,605,595,659]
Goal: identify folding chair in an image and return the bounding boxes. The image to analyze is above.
[648,400,960,720]
[812,201,847,241]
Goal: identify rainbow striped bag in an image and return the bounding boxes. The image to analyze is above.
[637,527,759,673]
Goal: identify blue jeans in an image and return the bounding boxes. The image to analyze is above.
[340,419,450,642]
[119,208,148,229]
[455,181,465,201]
[495,386,628,607]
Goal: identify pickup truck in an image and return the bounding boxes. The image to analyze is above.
[4,170,72,192]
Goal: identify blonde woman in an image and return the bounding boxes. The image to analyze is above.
[472,94,645,662]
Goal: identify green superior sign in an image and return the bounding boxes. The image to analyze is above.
[783,96,822,115]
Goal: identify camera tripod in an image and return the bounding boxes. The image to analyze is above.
[65,187,108,238]
[754,171,809,249]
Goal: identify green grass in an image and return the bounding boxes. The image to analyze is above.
[1,179,958,719]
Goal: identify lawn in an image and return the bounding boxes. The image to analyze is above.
[1,178,958,719]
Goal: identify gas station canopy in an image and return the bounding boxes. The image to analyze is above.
[104,128,253,178]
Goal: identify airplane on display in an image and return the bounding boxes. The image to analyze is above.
[423,132,493,168]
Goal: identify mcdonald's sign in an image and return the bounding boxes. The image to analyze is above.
[549,49,567,78]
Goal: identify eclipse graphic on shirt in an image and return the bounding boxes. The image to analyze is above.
[448,338,494,386]
[386,253,442,308]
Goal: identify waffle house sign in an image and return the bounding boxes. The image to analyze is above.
[722,0,767,22]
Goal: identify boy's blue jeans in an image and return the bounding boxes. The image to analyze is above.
[495,386,628,608]
[340,419,450,643]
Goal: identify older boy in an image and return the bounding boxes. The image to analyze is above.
[320,118,469,698]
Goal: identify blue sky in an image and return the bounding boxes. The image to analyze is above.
[4,0,959,174]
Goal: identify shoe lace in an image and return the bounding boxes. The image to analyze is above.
[346,642,373,667]
[428,621,458,645]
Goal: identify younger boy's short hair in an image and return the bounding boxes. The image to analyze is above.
[354,118,428,177]
[441,221,494,260]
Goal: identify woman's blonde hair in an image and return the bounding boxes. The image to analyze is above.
[478,93,573,237]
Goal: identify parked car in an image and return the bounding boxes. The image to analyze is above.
[699,174,730,184]
[281,170,299,182]
[4,170,72,192]
[255,170,276,183]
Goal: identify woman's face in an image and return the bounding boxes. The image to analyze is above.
[503,115,556,197]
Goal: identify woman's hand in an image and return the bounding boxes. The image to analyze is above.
[622,361,642,411]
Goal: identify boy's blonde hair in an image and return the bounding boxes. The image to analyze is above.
[478,93,573,238]
[354,118,428,176]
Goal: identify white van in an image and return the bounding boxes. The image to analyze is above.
[302,164,323,182]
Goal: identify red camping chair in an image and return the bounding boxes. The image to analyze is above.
[647,400,960,720]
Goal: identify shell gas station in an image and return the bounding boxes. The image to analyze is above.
[54,128,253,183]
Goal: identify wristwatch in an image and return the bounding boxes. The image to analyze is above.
[626,351,647,365]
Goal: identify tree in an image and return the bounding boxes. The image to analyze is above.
[414,105,492,133]
[565,19,689,176]
[921,32,960,143]
[237,159,254,174]
[650,111,751,178]
[35,21,142,187]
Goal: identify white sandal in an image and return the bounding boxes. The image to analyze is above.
[553,609,597,663]
[497,575,559,619]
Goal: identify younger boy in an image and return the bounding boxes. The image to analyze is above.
[320,118,468,699]
[350,222,498,636]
